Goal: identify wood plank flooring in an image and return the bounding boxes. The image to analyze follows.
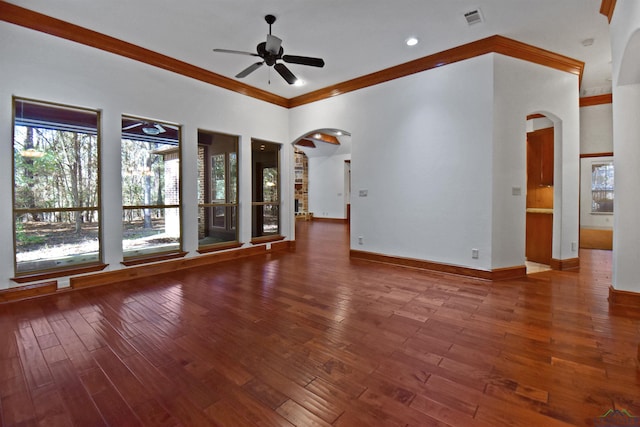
[0,221,639,426]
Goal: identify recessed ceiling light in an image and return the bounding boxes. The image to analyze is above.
[294,79,306,87]
[406,37,419,47]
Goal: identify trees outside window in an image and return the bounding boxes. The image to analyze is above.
[251,140,280,238]
[121,116,181,259]
[13,98,101,275]
[591,162,614,214]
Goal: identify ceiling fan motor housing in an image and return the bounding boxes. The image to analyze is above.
[257,42,282,66]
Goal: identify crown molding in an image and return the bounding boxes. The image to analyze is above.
[579,93,612,107]
[600,0,617,23]
[288,35,584,108]
[0,2,289,108]
[1,3,584,110]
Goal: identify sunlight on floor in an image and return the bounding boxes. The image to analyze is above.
[526,260,551,274]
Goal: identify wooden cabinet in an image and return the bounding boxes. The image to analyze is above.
[540,129,554,186]
[526,127,554,209]
[526,126,554,265]
[527,127,554,188]
[526,212,553,264]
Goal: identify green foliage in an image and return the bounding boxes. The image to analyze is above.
[15,222,45,246]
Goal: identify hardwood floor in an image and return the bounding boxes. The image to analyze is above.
[0,221,639,426]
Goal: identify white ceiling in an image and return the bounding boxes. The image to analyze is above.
[7,0,612,99]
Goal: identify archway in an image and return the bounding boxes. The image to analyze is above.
[525,113,560,273]
[290,128,352,225]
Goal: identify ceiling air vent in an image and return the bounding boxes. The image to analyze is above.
[464,8,484,25]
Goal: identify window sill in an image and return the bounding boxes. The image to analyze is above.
[250,235,285,245]
[121,251,188,267]
[197,242,243,254]
[11,262,108,284]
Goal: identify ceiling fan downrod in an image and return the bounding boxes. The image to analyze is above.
[265,14,276,35]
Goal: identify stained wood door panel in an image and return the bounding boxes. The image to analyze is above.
[0,222,638,426]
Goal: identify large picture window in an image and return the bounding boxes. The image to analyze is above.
[13,98,101,275]
[591,161,614,214]
[121,116,181,259]
[252,140,280,239]
[198,131,239,249]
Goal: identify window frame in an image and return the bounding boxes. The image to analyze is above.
[11,96,104,280]
[197,130,240,252]
[121,115,184,263]
[251,139,282,242]
[591,160,614,215]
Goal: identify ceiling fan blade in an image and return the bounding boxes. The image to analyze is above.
[213,48,259,57]
[122,122,143,131]
[265,34,282,54]
[154,123,166,134]
[274,63,298,85]
[236,62,264,78]
[282,55,325,68]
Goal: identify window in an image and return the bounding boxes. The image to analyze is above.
[252,140,280,238]
[13,98,101,275]
[121,116,181,259]
[197,131,239,248]
[591,161,614,214]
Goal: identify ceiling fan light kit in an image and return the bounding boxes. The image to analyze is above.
[122,121,168,135]
[214,14,325,85]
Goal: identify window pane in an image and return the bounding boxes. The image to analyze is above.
[252,140,280,238]
[263,167,278,202]
[198,131,239,247]
[123,207,180,256]
[229,152,238,204]
[252,204,279,236]
[591,162,614,213]
[15,210,100,273]
[199,206,238,245]
[212,154,226,201]
[122,116,181,258]
[13,98,100,274]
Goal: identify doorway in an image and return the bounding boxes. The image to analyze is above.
[525,116,554,272]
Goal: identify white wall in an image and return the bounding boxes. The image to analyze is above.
[308,153,351,219]
[610,0,640,293]
[293,55,496,270]
[493,55,580,267]
[291,53,580,272]
[580,104,614,154]
[0,22,290,289]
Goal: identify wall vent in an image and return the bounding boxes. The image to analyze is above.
[464,9,484,25]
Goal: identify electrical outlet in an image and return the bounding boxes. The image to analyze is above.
[472,248,479,259]
[571,242,578,251]
[358,236,364,245]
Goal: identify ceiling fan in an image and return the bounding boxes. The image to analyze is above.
[213,14,325,85]
[122,121,167,135]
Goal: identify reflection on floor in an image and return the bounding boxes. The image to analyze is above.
[526,260,552,274]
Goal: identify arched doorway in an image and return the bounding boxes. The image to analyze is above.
[290,128,352,224]
[525,113,555,273]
